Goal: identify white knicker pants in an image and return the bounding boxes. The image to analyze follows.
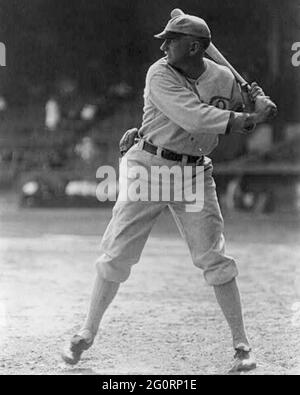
[96,143,238,286]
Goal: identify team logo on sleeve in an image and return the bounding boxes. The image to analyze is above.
[209,96,230,110]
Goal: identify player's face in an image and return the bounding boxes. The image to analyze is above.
[160,36,192,67]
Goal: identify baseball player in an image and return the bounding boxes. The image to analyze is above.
[62,12,275,373]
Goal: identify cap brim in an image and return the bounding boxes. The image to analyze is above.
[154,31,184,39]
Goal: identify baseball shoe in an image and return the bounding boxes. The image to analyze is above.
[61,331,94,365]
[229,344,257,373]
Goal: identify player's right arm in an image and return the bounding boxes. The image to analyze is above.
[149,71,274,137]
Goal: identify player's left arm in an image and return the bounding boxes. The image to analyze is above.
[227,80,267,135]
[228,79,265,112]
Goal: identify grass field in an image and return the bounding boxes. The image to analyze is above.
[0,193,300,375]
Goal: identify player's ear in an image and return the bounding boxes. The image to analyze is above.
[190,40,201,55]
[191,38,210,55]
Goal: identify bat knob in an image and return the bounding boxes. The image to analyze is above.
[170,8,185,18]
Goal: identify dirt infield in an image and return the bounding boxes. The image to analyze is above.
[0,199,300,375]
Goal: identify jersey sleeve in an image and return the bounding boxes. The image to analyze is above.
[148,72,232,136]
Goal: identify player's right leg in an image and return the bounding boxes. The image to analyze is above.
[169,164,255,372]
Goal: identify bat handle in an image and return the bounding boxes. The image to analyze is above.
[240,82,278,119]
[240,82,251,92]
[240,84,254,112]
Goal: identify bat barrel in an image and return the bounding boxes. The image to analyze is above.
[206,44,248,86]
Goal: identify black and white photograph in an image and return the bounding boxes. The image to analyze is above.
[0,0,299,377]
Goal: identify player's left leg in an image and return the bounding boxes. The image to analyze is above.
[62,144,168,365]
[169,164,256,372]
[61,275,120,365]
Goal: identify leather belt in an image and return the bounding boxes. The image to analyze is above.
[141,140,204,165]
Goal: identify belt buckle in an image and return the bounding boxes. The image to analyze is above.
[156,146,164,158]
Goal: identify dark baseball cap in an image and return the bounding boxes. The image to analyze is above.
[155,14,211,40]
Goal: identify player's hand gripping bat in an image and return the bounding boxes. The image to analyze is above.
[170,8,278,118]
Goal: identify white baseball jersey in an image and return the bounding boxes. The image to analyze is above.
[139,57,243,156]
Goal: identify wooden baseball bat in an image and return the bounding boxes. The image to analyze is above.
[170,9,248,86]
[170,8,277,114]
